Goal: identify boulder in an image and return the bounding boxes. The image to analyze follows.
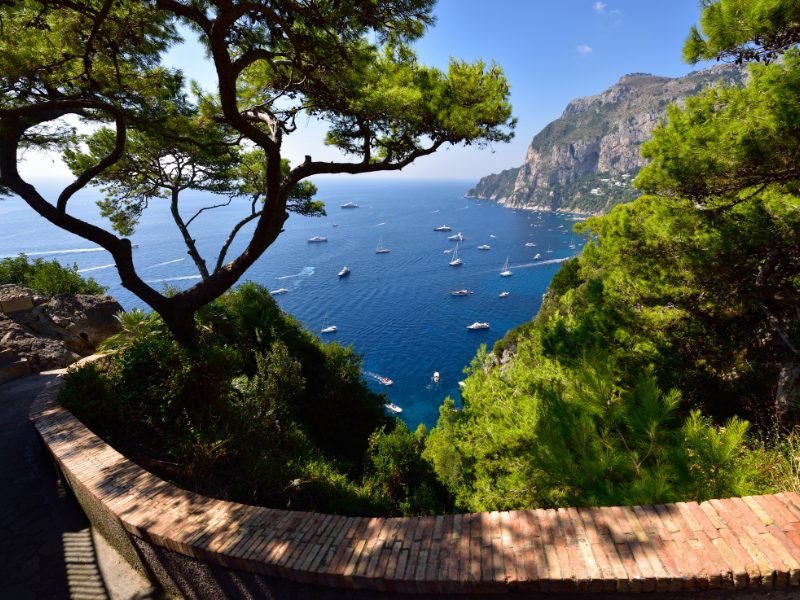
[0,285,122,373]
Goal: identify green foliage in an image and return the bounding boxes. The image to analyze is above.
[365,422,450,516]
[0,253,106,295]
[60,282,438,516]
[684,0,800,64]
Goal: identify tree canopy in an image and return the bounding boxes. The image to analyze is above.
[0,0,514,345]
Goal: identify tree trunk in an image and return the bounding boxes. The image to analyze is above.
[160,302,199,349]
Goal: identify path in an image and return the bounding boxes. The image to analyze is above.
[0,372,157,599]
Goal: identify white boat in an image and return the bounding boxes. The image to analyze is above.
[338,266,350,277]
[568,236,576,250]
[375,237,390,254]
[525,242,536,247]
[450,289,473,296]
[377,376,393,386]
[499,291,510,298]
[340,201,359,208]
[433,225,452,232]
[449,242,463,266]
[500,257,512,277]
[490,234,496,238]
[384,402,402,414]
[466,322,490,330]
[432,371,440,383]
[477,244,491,250]
[270,288,289,295]
[533,253,542,260]
[308,236,328,243]
[448,232,464,242]
[321,313,337,334]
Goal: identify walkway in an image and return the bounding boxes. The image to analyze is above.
[0,372,157,599]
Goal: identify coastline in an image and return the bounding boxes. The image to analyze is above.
[464,192,602,217]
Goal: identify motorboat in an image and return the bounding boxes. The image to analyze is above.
[338,266,350,277]
[307,236,328,243]
[321,325,337,334]
[525,242,536,247]
[450,289,473,296]
[377,376,393,386]
[433,225,452,232]
[500,257,512,277]
[466,322,490,330]
[448,232,464,242]
[433,371,440,383]
[533,253,542,260]
[499,291,510,298]
[449,242,463,266]
[384,402,402,413]
[477,244,491,250]
[270,288,289,295]
[340,202,359,208]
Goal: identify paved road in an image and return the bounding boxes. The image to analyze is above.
[0,372,156,600]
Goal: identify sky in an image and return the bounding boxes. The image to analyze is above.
[19,0,712,185]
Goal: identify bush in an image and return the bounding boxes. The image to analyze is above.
[59,282,418,516]
[0,253,106,295]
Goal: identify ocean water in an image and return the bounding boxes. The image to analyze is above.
[0,179,585,428]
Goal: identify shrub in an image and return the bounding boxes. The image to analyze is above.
[0,253,106,295]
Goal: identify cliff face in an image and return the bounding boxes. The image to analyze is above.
[467,65,746,214]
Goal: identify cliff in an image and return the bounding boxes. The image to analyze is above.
[466,64,746,213]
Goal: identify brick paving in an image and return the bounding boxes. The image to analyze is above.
[29,377,800,596]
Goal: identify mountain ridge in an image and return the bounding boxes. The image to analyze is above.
[466,64,746,214]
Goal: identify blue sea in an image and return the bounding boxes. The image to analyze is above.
[0,179,585,428]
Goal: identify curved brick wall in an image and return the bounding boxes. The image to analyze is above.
[30,375,800,595]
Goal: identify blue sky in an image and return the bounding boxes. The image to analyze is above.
[21,0,711,184]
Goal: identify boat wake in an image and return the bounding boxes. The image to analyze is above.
[77,263,115,273]
[145,275,202,283]
[5,247,106,258]
[513,257,569,270]
[275,266,315,280]
[148,257,185,268]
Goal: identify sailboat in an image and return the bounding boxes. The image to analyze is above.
[568,235,576,250]
[500,256,512,277]
[449,242,463,266]
[375,237,390,254]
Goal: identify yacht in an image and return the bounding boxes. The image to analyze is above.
[499,291,510,298]
[477,244,491,250]
[384,402,403,414]
[340,201,359,208]
[525,242,536,247]
[338,266,350,277]
[450,289,473,296]
[433,225,452,232]
[270,288,289,295]
[307,236,328,243]
[375,237,390,254]
[449,242,463,266]
[321,325,337,334]
[466,322,490,330]
[533,253,542,260]
[448,232,465,242]
[500,257,512,277]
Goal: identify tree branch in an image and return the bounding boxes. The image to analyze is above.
[58,111,127,213]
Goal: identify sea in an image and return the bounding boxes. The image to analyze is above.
[0,179,585,428]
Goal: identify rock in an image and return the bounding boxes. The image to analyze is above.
[0,286,122,372]
[466,64,747,214]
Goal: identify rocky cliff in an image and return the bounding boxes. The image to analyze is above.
[466,64,746,213]
[0,284,122,382]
